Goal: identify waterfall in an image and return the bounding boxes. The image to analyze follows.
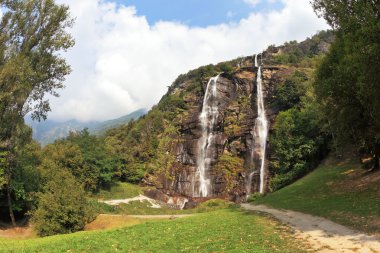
[248,54,268,194]
[256,65,268,194]
[195,75,220,197]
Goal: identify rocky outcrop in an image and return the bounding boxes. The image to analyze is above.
[151,55,295,201]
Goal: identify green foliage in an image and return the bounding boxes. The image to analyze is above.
[42,129,118,192]
[66,129,117,189]
[270,30,334,66]
[0,0,74,121]
[157,95,185,118]
[274,41,304,64]
[92,182,143,200]
[217,62,235,74]
[105,109,167,183]
[0,0,74,225]
[214,154,244,193]
[32,166,95,237]
[10,141,41,212]
[247,193,263,203]
[275,71,308,110]
[0,151,7,190]
[224,96,250,137]
[196,199,231,210]
[269,103,327,191]
[312,0,380,169]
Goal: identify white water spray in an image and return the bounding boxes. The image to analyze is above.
[195,75,220,197]
[256,65,268,194]
[248,54,268,194]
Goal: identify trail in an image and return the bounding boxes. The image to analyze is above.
[242,204,380,253]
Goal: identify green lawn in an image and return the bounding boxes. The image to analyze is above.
[97,199,234,215]
[255,157,380,234]
[91,182,144,200]
[0,208,306,253]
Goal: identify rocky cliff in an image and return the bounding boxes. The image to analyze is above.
[155,57,301,202]
[105,30,334,203]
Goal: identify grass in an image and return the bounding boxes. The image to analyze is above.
[93,199,236,215]
[255,156,380,234]
[84,215,143,231]
[91,182,144,200]
[0,208,306,253]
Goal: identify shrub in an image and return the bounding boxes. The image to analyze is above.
[247,193,264,203]
[32,167,95,236]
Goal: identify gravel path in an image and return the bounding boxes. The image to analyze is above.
[242,204,380,253]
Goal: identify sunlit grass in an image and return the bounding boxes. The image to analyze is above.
[0,208,306,253]
[91,182,144,200]
[255,157,380,234]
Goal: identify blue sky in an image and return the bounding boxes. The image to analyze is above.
[51,0,328,121]
[112,0,284,26]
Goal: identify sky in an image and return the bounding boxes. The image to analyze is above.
[49,0,329,122]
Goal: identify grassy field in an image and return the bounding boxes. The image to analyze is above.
[91,182,144,200]
[94,198,234,215]
[255,156,380,234]
[0,208,306,253]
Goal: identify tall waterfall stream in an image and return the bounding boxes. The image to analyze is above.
[194,75,220,197]
[248,54,269,194]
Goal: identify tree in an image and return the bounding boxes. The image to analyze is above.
[0,0,74,225]
[32,162,94,236]
[312,0,380,169]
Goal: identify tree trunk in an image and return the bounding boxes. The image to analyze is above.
[7,183,16,227]
[370,142,380,171]
[374,150,380,171]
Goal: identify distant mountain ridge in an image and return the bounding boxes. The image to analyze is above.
[26,108,147,146]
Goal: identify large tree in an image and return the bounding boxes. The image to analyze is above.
[312,0,380,169]
[0,0,74,225]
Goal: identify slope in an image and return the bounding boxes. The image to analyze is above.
[254,151,380,235]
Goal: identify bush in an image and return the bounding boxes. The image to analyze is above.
[32,167,95,236]
[247,193,264,203]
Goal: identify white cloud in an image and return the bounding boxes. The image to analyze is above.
[51,0,328,121]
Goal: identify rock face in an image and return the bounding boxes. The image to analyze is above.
[154,56,292,201]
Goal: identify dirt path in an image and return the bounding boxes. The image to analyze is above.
[242,204,380,253]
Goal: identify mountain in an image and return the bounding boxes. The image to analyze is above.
[26,108,147,146]
[103,30,334,201]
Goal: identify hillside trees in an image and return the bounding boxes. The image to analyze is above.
[44,129,118,191]
[269,71,328,190]
[0,0,74,225]
[312,0,380,169]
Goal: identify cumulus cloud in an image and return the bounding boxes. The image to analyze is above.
[51,0,328,121]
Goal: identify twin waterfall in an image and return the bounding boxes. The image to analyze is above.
[194,75,220,197]
[194,54,268,197]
